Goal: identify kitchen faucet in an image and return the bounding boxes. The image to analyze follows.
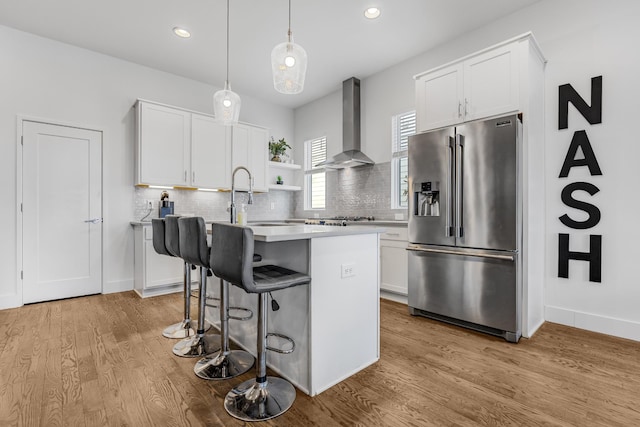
[230,166,253,224]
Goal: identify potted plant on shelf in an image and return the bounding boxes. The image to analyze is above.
[269,137,291,162]
[276,175,284,185]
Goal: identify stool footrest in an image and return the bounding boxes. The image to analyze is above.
[266,333,295,354]
[229,306,253,321]
[205,295,220,309]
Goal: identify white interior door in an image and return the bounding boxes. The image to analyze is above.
[22,121,102,304]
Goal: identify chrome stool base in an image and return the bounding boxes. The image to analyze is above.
[194,350,254,380]
[172,333,221,358]
[163,319,211,339]
[162,319,194,339]
[224,377,296,422]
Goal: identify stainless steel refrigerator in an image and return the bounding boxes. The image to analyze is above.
[407,114,522,343]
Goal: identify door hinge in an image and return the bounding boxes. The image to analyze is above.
[21,136,23,146]
[21,271,23,280]
[20,203,23,213]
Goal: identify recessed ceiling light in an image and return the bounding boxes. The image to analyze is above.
[364,7,381,19]
[173,27,191,38]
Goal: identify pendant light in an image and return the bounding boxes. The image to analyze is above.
[213,0,240,125]
[271,0,307,94]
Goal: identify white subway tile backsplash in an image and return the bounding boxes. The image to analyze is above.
[293,162,407,220]
[133,187,294,222]
[134,162,407,221]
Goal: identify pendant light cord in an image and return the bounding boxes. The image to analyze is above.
[287,0,292,41]
[226,0,230,85]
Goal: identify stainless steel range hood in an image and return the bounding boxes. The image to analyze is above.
[315,77,374,169]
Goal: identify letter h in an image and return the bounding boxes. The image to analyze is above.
[558,233,602,283]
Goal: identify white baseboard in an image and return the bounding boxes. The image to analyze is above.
[523,317,545,339]
[545,305,640,342]
[0,294,22,310]
[380,290,408,305]
[103,279,134,294]
[0,279,134,310]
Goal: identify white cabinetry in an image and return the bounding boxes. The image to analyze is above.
[380,226,408,295]
[231,124,269,192]
[415,63,463,131]
[413,32,546,338]
[268,161,301,191]
[191,113,231,189]
[136,101,190,186]
[133,224,189,298]
[415,37,522,132]
[136,100,267,191]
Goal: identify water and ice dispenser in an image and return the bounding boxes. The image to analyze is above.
[414,181,440,217]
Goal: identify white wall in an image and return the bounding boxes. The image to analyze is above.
[293,90,342,166]
[293,0,640,341]
[0,25,294,307]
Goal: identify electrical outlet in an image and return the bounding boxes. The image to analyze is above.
[146,200,153,209]
[270,202,275,210]
[341,263,355,278]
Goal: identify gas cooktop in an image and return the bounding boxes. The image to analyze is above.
[304,216,375,226]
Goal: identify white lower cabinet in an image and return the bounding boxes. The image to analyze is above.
[133,224,190,298]
[380,227,408,295]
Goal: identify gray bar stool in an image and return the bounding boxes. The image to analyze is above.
[153,216,195,339]
[210,222,310,422]
[172,217,221,357]
[193,235,259,381]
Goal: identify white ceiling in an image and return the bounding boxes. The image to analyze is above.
[0,0,541,109]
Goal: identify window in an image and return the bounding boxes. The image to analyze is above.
[304,136,327,210]
[391,110,416,209]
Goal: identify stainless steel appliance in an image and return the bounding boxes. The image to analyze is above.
[314,78,374,169]
[304,216,375,226]
[407,114,522,343]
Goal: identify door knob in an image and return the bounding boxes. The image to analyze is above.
[84,218,103,224]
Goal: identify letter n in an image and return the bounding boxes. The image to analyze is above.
[558,76,602,130]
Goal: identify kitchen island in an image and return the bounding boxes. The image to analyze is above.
[208,223,384,396]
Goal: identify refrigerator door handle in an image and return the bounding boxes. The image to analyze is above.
[445,136,455,237]
[407,245,516,262]
[455,134,464,238]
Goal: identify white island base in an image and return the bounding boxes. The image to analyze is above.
[206,226,382,396]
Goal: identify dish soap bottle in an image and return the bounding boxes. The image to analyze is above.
[237,204,248,226]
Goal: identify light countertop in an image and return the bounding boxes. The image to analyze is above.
[283,219,407,227]
[130,220,385,242]
[247,224,385,242]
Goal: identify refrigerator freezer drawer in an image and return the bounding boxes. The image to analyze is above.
[408,246,519,337]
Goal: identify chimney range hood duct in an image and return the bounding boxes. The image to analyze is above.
[315,77,374,169]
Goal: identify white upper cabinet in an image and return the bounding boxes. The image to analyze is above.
[231,124,269,192]
[135,100,268,191]
[415,36,523,132]
[463,44,519,122]
[136,102,190,186]
[415,63,463,131]
[191,113,231,189]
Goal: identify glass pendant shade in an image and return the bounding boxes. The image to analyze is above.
[213,81,241,125]
[271,36,307,94]
[214,0,240,125]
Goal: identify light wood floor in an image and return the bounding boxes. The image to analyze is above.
[1,291,639,426]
